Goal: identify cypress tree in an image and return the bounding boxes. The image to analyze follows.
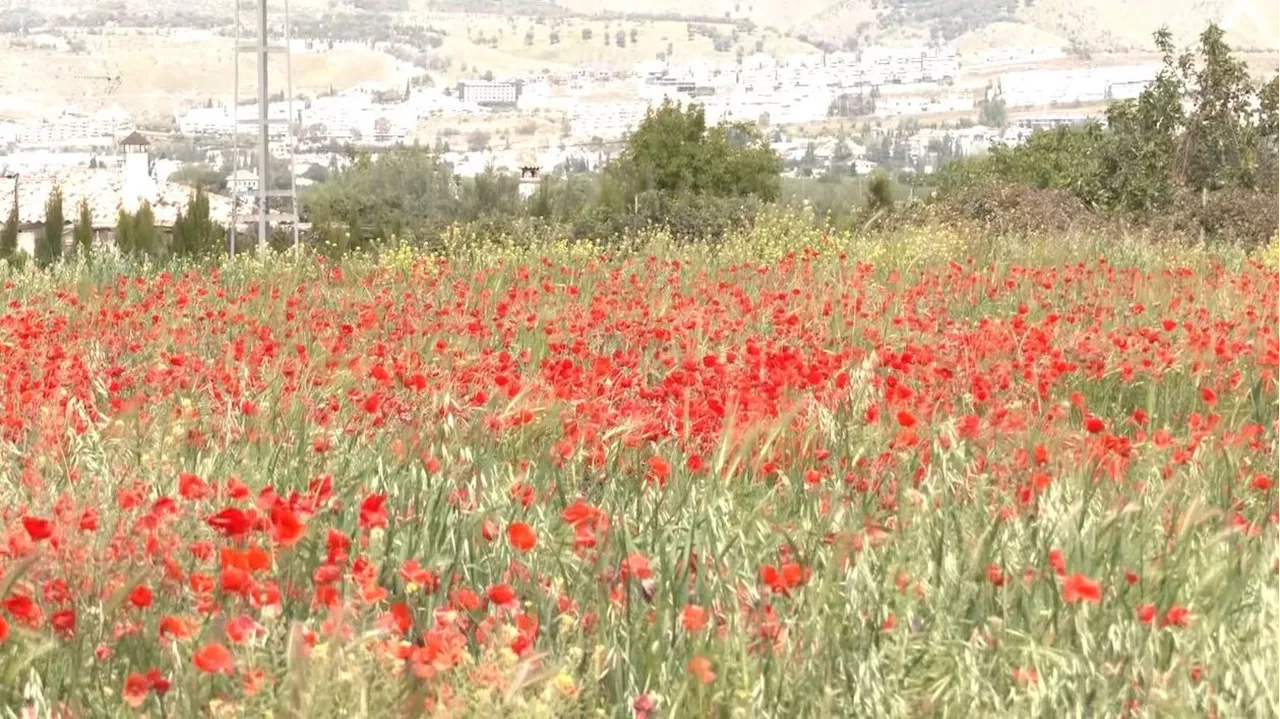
[41,185,64,266]
[0,195,17,261]
[73,198,93,259]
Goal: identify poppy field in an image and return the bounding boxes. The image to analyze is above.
[0,240,1276,717]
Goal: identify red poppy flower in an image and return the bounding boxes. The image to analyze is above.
[192,642,235,674]
[178,473,210,501]
[688,656,716,684]
[986,563,1005,587]
[681,604,709,633]
[226,615,263,644]
[1161,605,1191,628]
[206,507,254,539]
[122,673,150,708]
[507,522,537,552]
[1084,416,1105,434]
[451,588,482,612]
[21,516,54,541]
[4,594,41,625]
[1062,573,1102,604]
[220,566,253,595]
[1048,548,1067,576]
[51,609,76,637]
[1136,603,1157,624]
[561,499,602,528]
[647,456,671,485]
[128,585,153,609]
[359,493,388,530]
[159,615,194,640]
[269,501,306,547]
[146,669,170,694]
[895,410,917,428]
[486,583,517,607]
[387,602,413,635]
[392,560,434,593]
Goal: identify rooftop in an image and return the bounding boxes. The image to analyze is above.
[0,167,231,229]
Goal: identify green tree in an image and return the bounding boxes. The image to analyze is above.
[347,206,363,252]
[172,186,224,258]
[866,172,894,213]
[466,130,491,152]
[0,194,17,262]
[459,167,521,220]
[133,202,158,257]
[1257,76,1279,190]
[977,96,1006,127]
[302,147,459,246]
[116,209,135,256]
[607,100,782,203]
[73,198,93,259]
[1175,25,1267,191]
[39,185,64,266]
[940,23,1277,219]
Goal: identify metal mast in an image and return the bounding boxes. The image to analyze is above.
[230,0,299,256]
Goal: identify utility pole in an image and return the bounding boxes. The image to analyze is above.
[229,0,299,256]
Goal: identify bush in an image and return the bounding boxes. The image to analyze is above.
[1150,188,1279,248]
[629,190,762,243]
[928,181,1101,237]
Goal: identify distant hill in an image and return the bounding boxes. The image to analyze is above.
[549,0,1280,53]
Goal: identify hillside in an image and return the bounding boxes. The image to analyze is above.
[549,0,1280,52]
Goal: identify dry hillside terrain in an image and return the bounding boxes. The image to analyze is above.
[552,0,1278,52]
[0,30,401,121]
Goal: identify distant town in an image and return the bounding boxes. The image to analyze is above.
[0,22,1234,244]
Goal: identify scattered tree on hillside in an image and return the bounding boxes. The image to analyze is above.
[467,130,491,152]
[977,97,1006,127]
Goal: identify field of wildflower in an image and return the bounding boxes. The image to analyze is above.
[0,227,1276,718]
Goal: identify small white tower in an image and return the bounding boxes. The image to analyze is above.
[120,131,154,213]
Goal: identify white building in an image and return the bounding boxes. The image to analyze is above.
[14,107,131,150]
[0,136,233,256]
[998,64,1159,108]
[862,45,959,84]
[177,102,291,138]
[974,45,1067,69]
[120,131,154,214]
[516,81,552,111]
[569,101,650,141]
[229,170,259,193]
[456,81,520,107]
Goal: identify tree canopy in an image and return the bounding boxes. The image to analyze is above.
[606,100,782,204]
[939,24,1279,216]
